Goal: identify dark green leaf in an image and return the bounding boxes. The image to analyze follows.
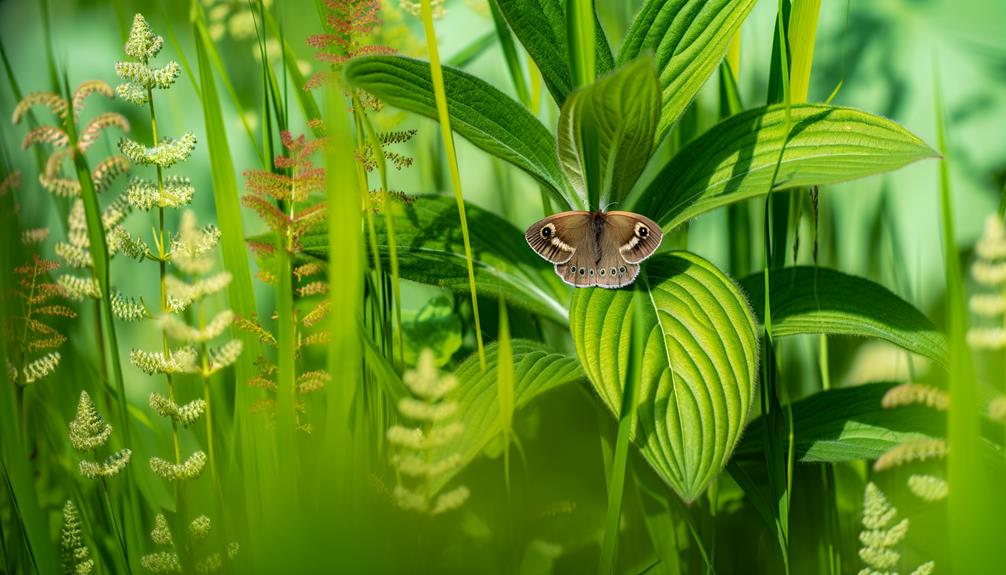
[344,55,568,204]
[734,383,944,463]
[301,196,569,324]
[739,266,947,368]
[495,0,614,104]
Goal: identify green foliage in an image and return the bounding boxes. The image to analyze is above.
[557,56,659,208]
[571,252,758,502]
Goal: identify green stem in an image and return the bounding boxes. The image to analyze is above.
[98,466,132,575]
[419,0,486,371]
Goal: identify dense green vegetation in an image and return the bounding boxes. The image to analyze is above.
[1,0,1005,573]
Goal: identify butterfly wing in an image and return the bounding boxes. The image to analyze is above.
[525,211,592,264]
[603,211,663,264]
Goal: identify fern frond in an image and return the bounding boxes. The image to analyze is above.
[12,92,67,124]
[118,133,195,168]
[72,79,114,117]
[60,500,95,575]
[22,351,61,384]
[55,242,93,268]
[23,125,69,149]
[161,310,233,343]
[126,176,194,210]
[149,451,207,481]
[59,275,101,300]
[908,474,949,502]
[243,169,291,202]
[166,272,232,310]
[21,228,49,245]
[79,449,132,479]
[882,383,948,411]
[241,194,290,235]
[130,347,197,375]
[92,156,131,193]
[151,514,173,546]
[235,315,276,345]
[171,211,219,274]
[79,112,130,151]
[149,392,206,427]
[293,262,324,281]
[69,390,112,450]
[297,370,330,394]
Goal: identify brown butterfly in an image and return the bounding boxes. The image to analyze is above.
[525,211,663,288]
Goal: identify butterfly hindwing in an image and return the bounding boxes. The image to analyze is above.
[524,211,592,264]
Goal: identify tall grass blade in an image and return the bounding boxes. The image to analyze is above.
[934,60,994,573]
[597,289,645,575]
[419,0,486,370]
[488,0,530,105]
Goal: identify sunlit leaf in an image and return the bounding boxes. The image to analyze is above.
[618,0,758,138]
[570,252,759,502]
[557,56,660,208]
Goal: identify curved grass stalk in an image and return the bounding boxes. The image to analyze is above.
[419,0,485,370]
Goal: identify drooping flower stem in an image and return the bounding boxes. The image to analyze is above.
[98,464,130,573]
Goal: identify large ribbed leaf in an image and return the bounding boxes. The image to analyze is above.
[495,0,614,105]
[433,340,584,490]
[557,56,660,209]
[618,0,757,138]
[300,196,569,324]
[570,252,758,502]
[628,104,938,228]
[739,267,948,368]
[734,383,944,463]
[343,56,568,204]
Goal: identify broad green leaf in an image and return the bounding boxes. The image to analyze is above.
[629,104,938,229]
[344,55,568,204]
[557,57,660,208]
[733,383,944,463]
[739,267,947,368]
[300,196,570,324]
[402,295,463,367]
[570,252,758,502]
[433,340,584,490]
[495,0,614,105]
[618,0,758,138]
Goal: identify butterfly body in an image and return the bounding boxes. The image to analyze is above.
[525,210,663,289]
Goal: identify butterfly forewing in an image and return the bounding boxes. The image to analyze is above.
[524,211,592,264]
[604,211,663,264]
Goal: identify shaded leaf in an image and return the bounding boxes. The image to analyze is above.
[301,196,569,324]
[344,56,568,204]
[739,266,947,368]
[495,0,614,105]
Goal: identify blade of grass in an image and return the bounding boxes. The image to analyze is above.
[418,0,486,370]
[569,0,597,88]
[597,289,645,575]
[193,26,268,566]
[934,59,993,573]
[496,299,516,495]
[488,0,530,105]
